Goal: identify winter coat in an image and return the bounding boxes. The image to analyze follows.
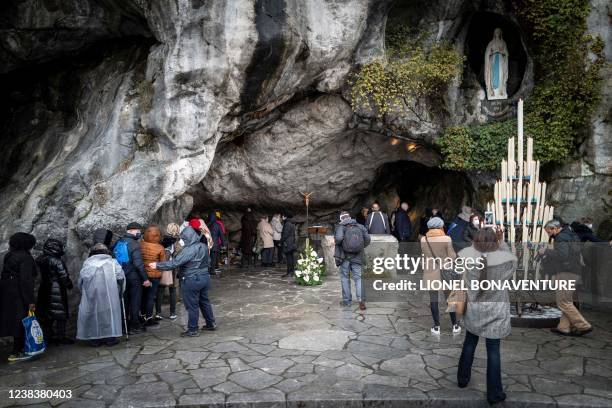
[271,216,283,241]
[77,254,125,340]
[36,252,72,322]
[141,226,167,279]
[394,209,412,241]
[240,212,258,255]
[448,216,471,252]
[334,218,371,265]
[542,226,583,277]
[463,223,480,244]
[207,214,226,252]
[116,233,147,282]
[156,227,210,279]
[0,233,37,338]
[570,222,606,243]
[459,243,516,339]
[257,219,275,249]
[420,229,456,284]
[366,211,391,235]
[281,218,297,254]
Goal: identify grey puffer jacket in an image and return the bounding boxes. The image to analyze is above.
[458,243,516,339]
[156,227,210,278]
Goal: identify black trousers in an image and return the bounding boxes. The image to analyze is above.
[125,279,143,329]
[274,240,284,263]
[285,250,296,275]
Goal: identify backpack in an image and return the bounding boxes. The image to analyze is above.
[447,219,466,243]
[342,224,365,254]
[113,239,130,265]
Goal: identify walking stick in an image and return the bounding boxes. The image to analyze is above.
[121,295,129,341]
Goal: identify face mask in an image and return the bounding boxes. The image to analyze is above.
[472,219,480,227]
[586,224,593,230]
[179,239,185,247]
[134,232,142,239]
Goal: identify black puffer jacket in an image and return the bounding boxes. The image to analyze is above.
[36,239,73,321]
[0,232,37,337]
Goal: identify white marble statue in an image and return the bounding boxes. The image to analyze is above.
[485,28,509,100]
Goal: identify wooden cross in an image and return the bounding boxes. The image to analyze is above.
[300,191,313,232]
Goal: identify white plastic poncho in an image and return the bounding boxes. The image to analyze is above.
[77,254,125,340]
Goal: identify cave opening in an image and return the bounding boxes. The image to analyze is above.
[465,11,528,98]
[364,161,477,234]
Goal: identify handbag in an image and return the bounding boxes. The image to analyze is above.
[23,311,46,356]
[160,270,174,286]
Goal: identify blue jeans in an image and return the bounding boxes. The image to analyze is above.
[457,331,504,402]
[142,278,160,318]
[340,260,363,303]
[181,274,215,332]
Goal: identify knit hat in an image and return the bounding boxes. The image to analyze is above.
[189,218,201,230]
[427,217,444,229]
[339,211,350,221]
[166,223,180,237]
[126,222,143,231]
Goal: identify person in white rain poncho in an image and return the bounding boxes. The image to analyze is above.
[77,243,125,346]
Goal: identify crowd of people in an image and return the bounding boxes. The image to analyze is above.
[334,200,605,404]
[0,200,606,404]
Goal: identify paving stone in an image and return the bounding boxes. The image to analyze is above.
[178,392,224,407]
[175,351,210,367]
[190,367,231,389]
[229,369,282,390]
[531,376,583,396]
[540,355,585,376]
[274,378,305,393]
[213,381,249,394]
[250,357,294,375]
[335,363,372,378]
[110,381,176,407]
[81,385,119,403]
[227,389,286,408]
[312,356,345,368]
[137,358,183,374]
[555,394,612,407]
[228,358,252,372]
[278,329,353,351]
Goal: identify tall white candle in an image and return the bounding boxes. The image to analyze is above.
[527,137,533,179]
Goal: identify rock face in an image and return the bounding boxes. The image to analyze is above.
[0,0,610,269]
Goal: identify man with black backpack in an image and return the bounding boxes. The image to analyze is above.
[334,211,371,310]
[113,222,150,335]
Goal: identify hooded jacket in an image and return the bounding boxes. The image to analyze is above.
[459,243,516,339]
[141,226,167,279]
[334,218,371,264]
[207,213,226,251]
[36,239,73,321]
[0,233,37,337]
[156,227,210,278]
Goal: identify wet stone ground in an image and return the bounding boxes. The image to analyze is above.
[1,266,612,407]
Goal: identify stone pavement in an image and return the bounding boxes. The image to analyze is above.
[1,266,612,407]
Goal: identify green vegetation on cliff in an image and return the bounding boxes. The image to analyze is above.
[438,0,605,170]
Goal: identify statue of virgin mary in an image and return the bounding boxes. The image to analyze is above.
[484,28,508,100]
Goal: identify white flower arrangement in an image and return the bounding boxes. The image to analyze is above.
[295,241,326,286]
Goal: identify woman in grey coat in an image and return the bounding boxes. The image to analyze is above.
[456,228,516,405]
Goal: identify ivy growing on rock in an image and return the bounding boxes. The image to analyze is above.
[349,25,463,118]
[438,0,605,170]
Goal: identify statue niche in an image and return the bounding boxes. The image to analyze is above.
[484,28,508,100]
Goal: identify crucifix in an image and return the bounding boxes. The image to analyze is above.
[300,191,313,231]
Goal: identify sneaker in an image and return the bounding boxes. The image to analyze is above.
[180,330,200,337]
[340,301,351,307]
[144,318,159,327]
[431,326,441,335]
[155,315,164,321]
[452,324,461,334]
[7,352,33,363]
[105,338,120,347]
[201,324,217,331]
[169,314,178,320]
[128,327,145,335]
[359,301,366,311]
